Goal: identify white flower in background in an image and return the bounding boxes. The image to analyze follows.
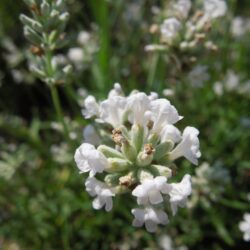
[67,47,84,63]
[225,70,240,91]
[74,143,108,176]
[204,0,227,19]
[163,88,175,97]
[85,177,115,211]
[132,176,171,205]
[132,206,169,232]
[188,65,210,87]
[82,95,100,118]
[239,213,250,241]
[213,81,224,96]
[145,44,167,52]
[161,18,182,41]
[174,0,192,19]
[169,174,192,215]
[83,125,101,146]
[231,17,246,37]
[248,194,250,202]
[75,84,200,232]
[169,127,201,165]
[158,234,189,250]
[77,31,91,45]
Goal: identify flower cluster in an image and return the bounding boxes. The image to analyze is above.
[74,84,201,232]
[146,0,227,53]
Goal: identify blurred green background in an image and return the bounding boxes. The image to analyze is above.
[0,0,250,249]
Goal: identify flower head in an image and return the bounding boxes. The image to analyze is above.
[75,84,200,232]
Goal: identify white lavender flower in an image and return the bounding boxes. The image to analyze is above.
[74,143,108,177]
[77,31,91,46]
[188,65,210,88]
[204,0,227,19]
[82,95,100,118]
[239,213,250,241]
[150,99,181,134]
[160,125,181,144]
[85,177,115,212]
[126,92,151,125]
[67,47,84,63]
[132,176,171,205]
[100,96,127,128]
[169,174,192,215]
[169,127,201,165]
[174,0,192,19]
[83,125,101,146]
[75,84,200,232]
[131,206,169,232]
[161,18,182,42]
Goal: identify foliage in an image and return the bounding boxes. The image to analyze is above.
[0,0,250,249]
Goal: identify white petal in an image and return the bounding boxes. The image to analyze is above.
[100,96,127,128]
[104,197,113,212]
[149,191,163,204]
[92,197,105,210]
[83,125,101,146]
[132,219,144,228]
[145,220,157,233]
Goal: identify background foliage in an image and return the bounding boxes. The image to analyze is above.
[0,0,250,249]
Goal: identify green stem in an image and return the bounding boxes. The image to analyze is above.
[147,52,159,90]
[50,85,70,142]
[44,47,70,142]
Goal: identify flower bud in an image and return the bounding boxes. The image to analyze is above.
[23,0,35,6]
[131,124,144,152]
[59,12,70,22]
[119,171,136,188]
[107,158,131,172]
[98,145,124,159]
[136,144,154,167]
[147,133,160,146]
[56,0,64,8]
[20,15,43,33]
[104,173,121,186]
[24,26,42,45]
[41,1,50,16]
[62,65,73,74]
[30,65,46,78]
[137,169,154,183]
[154,140,174,161]
[121,141,137,162]
[151,165,172,178]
